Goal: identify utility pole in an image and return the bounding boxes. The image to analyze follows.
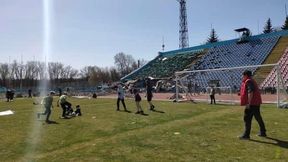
[20,54,23,94]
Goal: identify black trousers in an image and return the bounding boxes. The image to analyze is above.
[61,102,71,117]
[210,95,216,104]
[243,105,266,137]
[117,98,126,110]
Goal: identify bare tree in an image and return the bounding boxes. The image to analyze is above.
[24,61,38,80]
[60,65,78,79]
[109,67,120,82]
[48,62,64,80]
[80,66,94,81]
[69,69,78,79]
[11,60,21,80]
[99,67,110,83]
[0,63,10,87]
[36,61,46,80]
[87,66,101,86]
[114,52,136,77]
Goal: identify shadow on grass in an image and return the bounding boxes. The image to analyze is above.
[117,110,132,113]
[250,137,288,149]
[46,121,59,124]
[138,112,149,116]
[189,100,197,104]
[175,99,197,104]
[151,109,165,113]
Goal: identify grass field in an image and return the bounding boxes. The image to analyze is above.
[0,97,288,162]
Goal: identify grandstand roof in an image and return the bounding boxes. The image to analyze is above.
[159,30,288,57]
[121,30,288,81]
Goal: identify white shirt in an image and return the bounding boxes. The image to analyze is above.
[117,86,125,99]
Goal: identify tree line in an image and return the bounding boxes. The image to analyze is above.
[0,52,147,89]
[207,17,288,43]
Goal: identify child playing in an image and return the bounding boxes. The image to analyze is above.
[57,93,72,118]
[116,83,129,112]
[133,89,144,115]
[74,105,82,116]
[37,91,54,123]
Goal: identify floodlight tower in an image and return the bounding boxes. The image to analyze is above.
[177,0,189,49]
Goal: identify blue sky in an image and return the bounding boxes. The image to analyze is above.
[0,0,287,69]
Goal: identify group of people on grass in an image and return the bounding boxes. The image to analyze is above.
[116,77,156,115]
[37,92,82,124]
[35,71,267,140]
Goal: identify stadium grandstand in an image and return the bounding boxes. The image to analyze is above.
[121,30,288,91]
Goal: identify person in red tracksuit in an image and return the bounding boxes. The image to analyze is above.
[239,70,266,140]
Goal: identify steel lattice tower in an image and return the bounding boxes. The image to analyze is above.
[177,0,189,49]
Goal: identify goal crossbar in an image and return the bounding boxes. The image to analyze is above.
[175,63,279,75]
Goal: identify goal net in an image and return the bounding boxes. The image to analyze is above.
[175,64,288,107]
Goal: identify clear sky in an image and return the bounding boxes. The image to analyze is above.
[0,0,287,70]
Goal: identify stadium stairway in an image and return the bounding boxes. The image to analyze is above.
[254,36,288,84]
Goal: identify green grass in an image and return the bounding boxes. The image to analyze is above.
[0,97,288,162]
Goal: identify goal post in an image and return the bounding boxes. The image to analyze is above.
[175,64,288,107]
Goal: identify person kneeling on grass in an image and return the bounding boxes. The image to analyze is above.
[37,91,55,123]
[134,89,144,115]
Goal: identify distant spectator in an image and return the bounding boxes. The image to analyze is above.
[10,90,14,101]
[92,93,97,99]
[209,86,216,104]
[6,89,15,102]
[28,89,32,98]
[58,88,62,97]
[6,89,11,102]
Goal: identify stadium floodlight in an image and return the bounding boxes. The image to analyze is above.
[177,0,189,49]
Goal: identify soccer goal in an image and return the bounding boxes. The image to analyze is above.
[175,64,288,107]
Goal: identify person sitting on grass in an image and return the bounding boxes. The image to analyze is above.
[37,91,55,123]
[134,88,144,115]
[73,105,82,116]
